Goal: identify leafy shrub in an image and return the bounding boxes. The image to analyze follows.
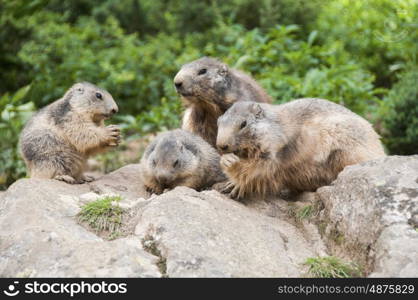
[0,0,33,94]
[204,24,383,115]
[315,0,418,87]
[18,12,195,114]
[0,86,34,189]
[381,70,418,155]
[91,0,323,35]
[117,97,182,137]
[1,0,418,189]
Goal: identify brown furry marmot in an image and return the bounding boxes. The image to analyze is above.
[140,129,226,195]
[215,98,386,199]
[19,82,121,184]
[174,57,272,147]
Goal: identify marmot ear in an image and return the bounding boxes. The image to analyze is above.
[72,83,85,94]
[218,64,228,76]
[251,104,265,118]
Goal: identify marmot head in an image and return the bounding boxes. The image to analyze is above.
[65,82,118,122]
[143,131,200,190]
[173,57,231,108]
[216,102,285,159]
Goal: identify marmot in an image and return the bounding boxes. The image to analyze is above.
[174,57,272,147]
[215,98,386,199]
[19,82,121,184]
[140,129,226,195]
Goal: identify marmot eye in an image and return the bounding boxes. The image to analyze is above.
[198,68,207,75]
[173,159,179,168]
[152,159,157,167]
[240,121,247,129]
[95,92,103,99]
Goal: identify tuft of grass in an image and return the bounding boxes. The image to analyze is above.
[77,195,124,238]
[296,205,314,220]
[304,256,362,278]
[288,204,316,222]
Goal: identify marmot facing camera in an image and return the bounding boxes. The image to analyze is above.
[140,129,226,195]
[216,98,386,199]
[20,82,121,184]
[174,57,272,147]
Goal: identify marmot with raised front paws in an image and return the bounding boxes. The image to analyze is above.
[19,82,121,184]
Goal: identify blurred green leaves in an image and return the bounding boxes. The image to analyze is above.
[0,85,35,189]
[0,0,418,189]
[381,69,418,155]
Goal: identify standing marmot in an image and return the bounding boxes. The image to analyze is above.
[174,57,272,147]
[215,98,386,199]
[19,82,121,184]
[140,129,226,195]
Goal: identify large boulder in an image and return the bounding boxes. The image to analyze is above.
[0,155,417,277]
[317,155,418,277]
[0,178,159,277]
[135,187,325,277]
[0,174,326,277]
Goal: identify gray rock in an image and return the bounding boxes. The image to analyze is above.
[317,155,418,277]
[1,155,417,277]
[0,179,160,277]
[89,164,146,200]
[135,187,324,277]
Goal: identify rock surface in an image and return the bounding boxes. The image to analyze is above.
[0,155,417,277]
[0,179,159,277]
[317,155,418,277]
[135,187,325,277]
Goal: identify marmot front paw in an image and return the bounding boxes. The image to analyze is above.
[213,180,241,200]
[105,125,121,147]
[220,153,240,170]
[54,174,78,184]
[145,184,163,195]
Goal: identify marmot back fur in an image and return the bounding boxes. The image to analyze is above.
[140,129,226,195]
[216,98,386,199]
[174,57,272,147]
[19,82,120,184]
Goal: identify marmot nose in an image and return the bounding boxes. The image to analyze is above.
[174,81,182,90]
[157,175,169,185]
[110,108,118,115]
[218,144,229,152]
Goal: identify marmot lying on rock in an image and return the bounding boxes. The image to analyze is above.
[140,129,226,195]
[215,98,386,199]
[174,57,272,147]
[20,82,121,184]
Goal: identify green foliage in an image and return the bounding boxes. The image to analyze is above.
[1,0,418,188]
[315,0,418,87]
[304,256,362,278]
[117,97,181,137]
[0,86,34,189]
[381,70,418,155]
[18,13,188,113]
[77,195,123,238]
[0,1,33,93]
[91,0,322,35]
[203,24,383,114]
